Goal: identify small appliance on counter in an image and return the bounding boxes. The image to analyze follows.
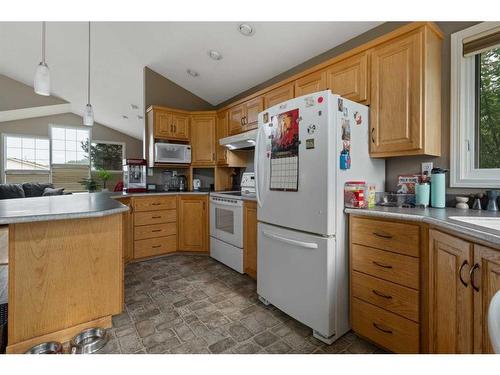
[193,179,201,191]
[123,159,147,193]
[178,175,187,192]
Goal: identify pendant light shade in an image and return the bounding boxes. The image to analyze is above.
[84,22,94,126]
[34,22,50,96]
[83,104,94,126]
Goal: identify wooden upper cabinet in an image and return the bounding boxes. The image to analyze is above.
[263,83,294,110]
[326,51,369,103]
[191,114,216,165]
[429,229,474,354]
[148,106,190,142]
[294,70,327,97]
[370,26,442,157]
[473,245,500,354]
[172,113,190,140]
[229,104,245,136]
[242,97,264,132]
[177,195,208,252]
[216,110,229,165]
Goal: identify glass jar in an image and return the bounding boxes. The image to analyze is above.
[344,181,367,208]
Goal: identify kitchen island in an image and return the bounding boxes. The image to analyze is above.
[1,193,128,353]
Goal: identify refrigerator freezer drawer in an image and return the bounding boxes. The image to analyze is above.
[257,222,336,337]
[210,237,243,274]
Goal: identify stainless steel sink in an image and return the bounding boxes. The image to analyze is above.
[449,216,500,232]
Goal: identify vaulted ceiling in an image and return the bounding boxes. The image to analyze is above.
[0,22,381,139]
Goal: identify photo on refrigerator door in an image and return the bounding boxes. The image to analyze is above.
[270,109,299,191]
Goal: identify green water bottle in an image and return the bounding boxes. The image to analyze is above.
[430,168,447,208]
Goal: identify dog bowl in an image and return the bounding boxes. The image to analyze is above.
[25,341,63,354]
[70,327,108,354]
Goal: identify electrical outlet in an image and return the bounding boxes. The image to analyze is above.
[421,162,433,176]
[147,168,154,177]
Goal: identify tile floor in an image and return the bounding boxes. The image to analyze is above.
[100,254,385,354]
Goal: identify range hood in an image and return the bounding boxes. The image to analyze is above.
[219,129,257,150]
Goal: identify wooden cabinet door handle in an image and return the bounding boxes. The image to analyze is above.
[372,231,393,239]
[152,245,161,248]
[151,203,162,206]
[459,260,469,287]
[371,128,375,143]
[469,263,480,291]
[372,261,393,269]
[152,216,161,219]
[151,229,162,233]
[372,289,392,299]
[373,323,393,334]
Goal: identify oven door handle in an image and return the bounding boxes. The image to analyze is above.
[263,230,318,249]
[209,199,242,207]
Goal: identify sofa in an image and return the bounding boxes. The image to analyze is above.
[0,183,65,200]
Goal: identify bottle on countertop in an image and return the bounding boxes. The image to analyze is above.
[430,168,447,208]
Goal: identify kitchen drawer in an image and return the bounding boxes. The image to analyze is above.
[134,210,176,226]
[351,298,420,353]
[351,216,420,257]
[351,244,419,289]
[352,271,419,322]
[134,222,177,241]
[134,235,177,259]
[133,196,177,212]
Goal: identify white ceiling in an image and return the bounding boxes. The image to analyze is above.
[0,22,381,139]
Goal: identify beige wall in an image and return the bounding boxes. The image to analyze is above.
[217,22,481,194]
[0,74,68,111]
[144,67,215,111]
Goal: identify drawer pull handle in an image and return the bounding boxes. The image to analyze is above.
[372,289,393,299]
[151,229,162,232]
[152,245,161,248]
[373,323,392,334]
[469,263,480,292]
[152,216,162,219]
[151,203,162,206]
[459,260,469,287]
[372,261,393,269]
[372,231,393,239]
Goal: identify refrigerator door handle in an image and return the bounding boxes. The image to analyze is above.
[255,124,263,208]
[262,230,318,249]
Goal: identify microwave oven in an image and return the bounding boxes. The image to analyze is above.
[154,143,191,164]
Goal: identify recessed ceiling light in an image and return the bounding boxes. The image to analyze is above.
[238,23,254,36]
[187,69,199,77]
[208,50,223,61]
[130,104,138,110]
[122,115,128,119]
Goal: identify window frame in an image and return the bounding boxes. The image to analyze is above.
[49,124,92,167]
[450,22,500,188]
[90,139,126,173]
[2,133,51,183]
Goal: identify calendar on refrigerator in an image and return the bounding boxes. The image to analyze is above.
[269,109,299,191]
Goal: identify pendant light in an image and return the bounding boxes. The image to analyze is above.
[34,22,50,96]
[83,22,94,126]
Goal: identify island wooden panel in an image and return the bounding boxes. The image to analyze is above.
[7,214,123,353]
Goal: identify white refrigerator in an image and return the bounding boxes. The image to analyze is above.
[254,90,385,344]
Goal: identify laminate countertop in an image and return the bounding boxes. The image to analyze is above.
[0,193,129,225]
[345,206,500,247]
[109,191,209,198]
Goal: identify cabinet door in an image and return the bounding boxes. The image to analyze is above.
[263,83,295,110]
[243,201,257,279]
[473,245,500,353]
[116,197,133,263]
[172,113,190,140]
[154,110,172,139]
[370,30,423,155]
[294,70,327,97]
[326,52,369,103]
[178,196,208,252]
[243,97,263,132]
[429,229,474,353]
[216,111,228,165]
[191,115,216,165]
[229,105,244,136]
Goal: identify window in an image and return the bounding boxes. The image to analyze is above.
[90,141,125,172]
[3,134,50,184]
[50,125,90,165]
[451,22,500,188]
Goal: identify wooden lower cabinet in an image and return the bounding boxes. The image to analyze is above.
[243,200,257,279]
[116,197,134,263]
[177,195,208,252]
